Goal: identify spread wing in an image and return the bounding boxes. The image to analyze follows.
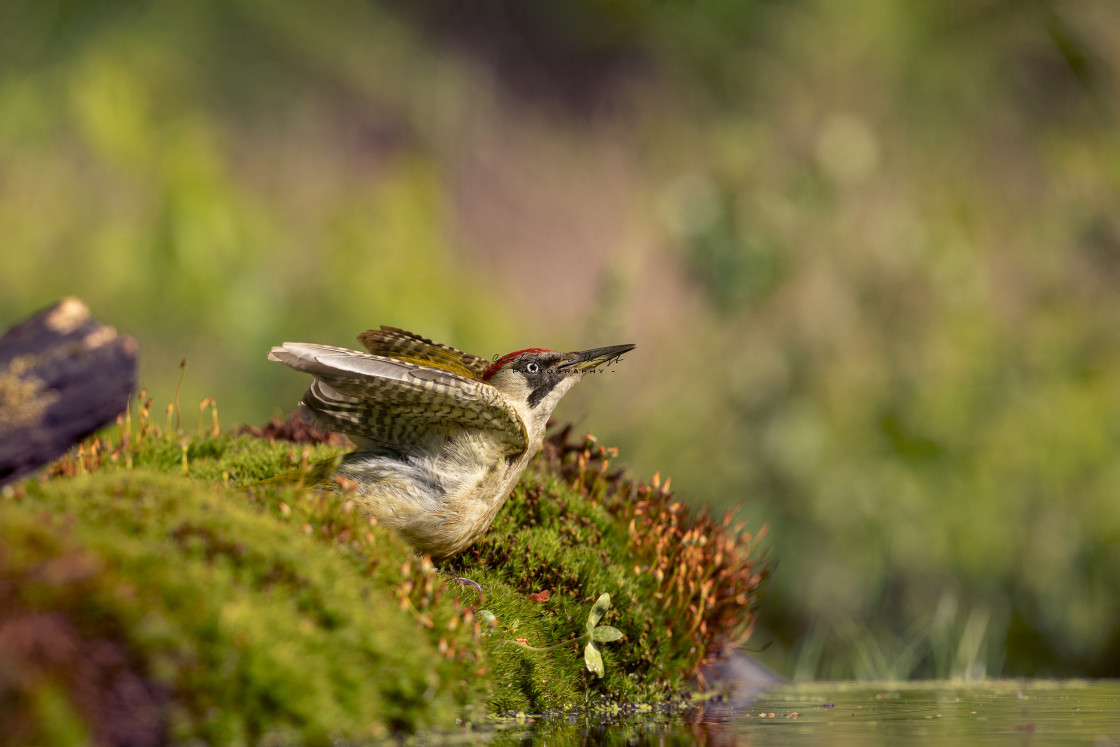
[357,326,491,380]
[268,343,527,455]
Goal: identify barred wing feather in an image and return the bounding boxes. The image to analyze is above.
[357,326,491,380]
[268,343,527,454]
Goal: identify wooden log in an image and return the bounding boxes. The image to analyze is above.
[0,298,138,486]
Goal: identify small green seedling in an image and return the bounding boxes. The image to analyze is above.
[583,592,623,678]
[487,592,624,678]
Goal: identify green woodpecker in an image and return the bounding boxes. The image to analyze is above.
[268,326,634,558]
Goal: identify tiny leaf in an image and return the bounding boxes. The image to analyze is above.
[584,641,604,678]
[586,592,611,632]
[590,626,623,643]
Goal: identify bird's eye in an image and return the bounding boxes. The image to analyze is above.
[526,361,540,374]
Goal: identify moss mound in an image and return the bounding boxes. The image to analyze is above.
[1,411,765,742]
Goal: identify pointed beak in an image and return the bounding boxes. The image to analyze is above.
[559,343,636,372]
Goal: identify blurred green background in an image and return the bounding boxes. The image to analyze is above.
[3,0,1119,680]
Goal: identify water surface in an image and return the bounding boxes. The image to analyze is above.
[689,680,1120,745]
[514,680,1120,745]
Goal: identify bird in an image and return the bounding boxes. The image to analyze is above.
[267,326,634,558]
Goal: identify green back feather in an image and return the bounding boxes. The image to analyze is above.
[357,326,490,380]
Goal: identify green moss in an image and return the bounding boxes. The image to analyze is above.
[2,470,484,742]
[2,421,764,739]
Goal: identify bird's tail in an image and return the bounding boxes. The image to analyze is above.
[247,454,344,490]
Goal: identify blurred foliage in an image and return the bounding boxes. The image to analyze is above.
[2,0,1119,681]
[624,0,1120,680]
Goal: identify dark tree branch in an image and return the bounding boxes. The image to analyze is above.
[0,298,138,486]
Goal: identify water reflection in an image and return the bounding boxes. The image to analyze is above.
[508,681,1120,745]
